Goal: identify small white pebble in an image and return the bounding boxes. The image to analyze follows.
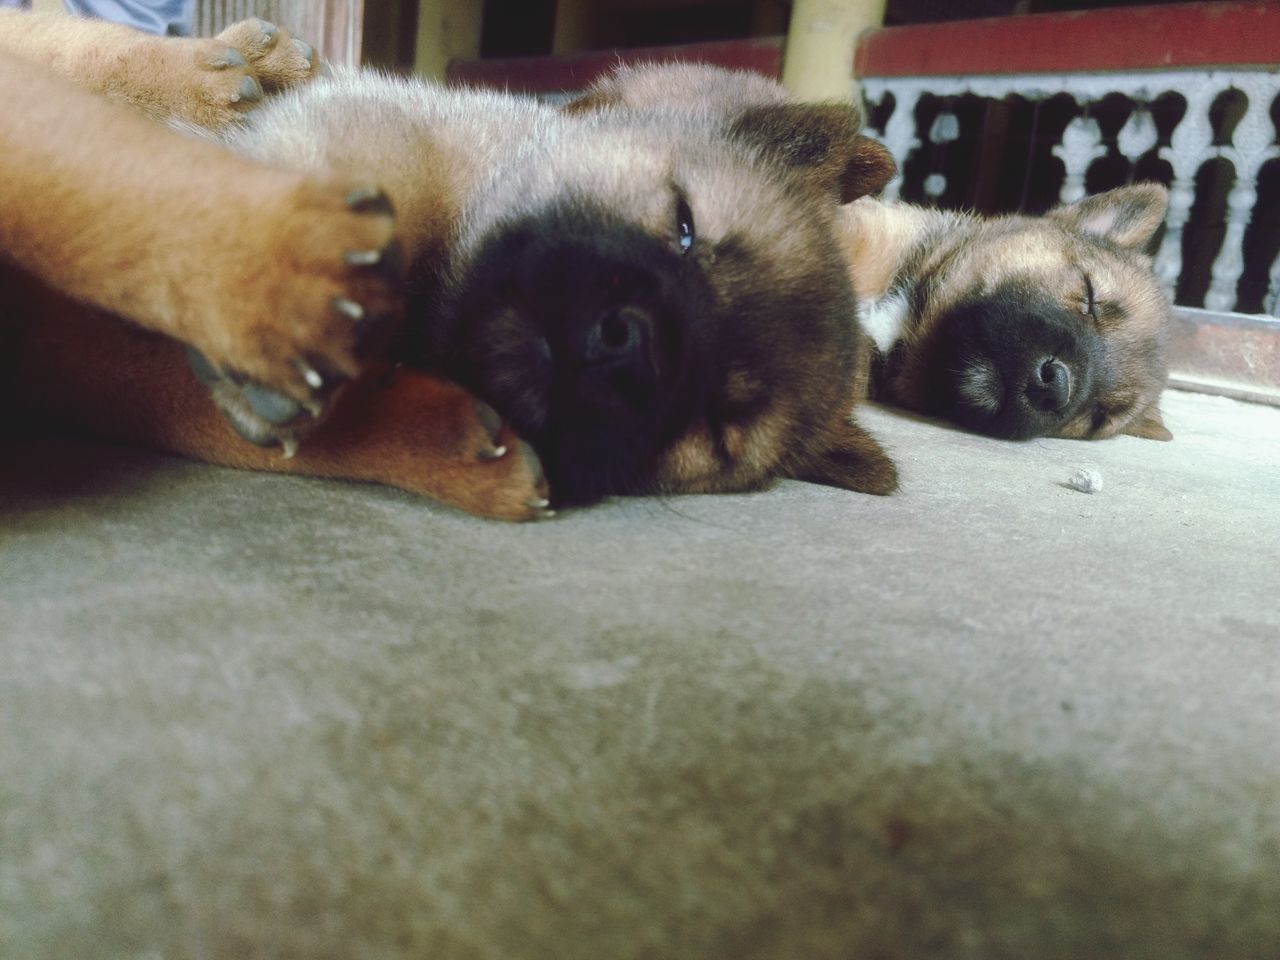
[1067,467,1103,494]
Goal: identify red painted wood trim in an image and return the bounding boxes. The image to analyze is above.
[448,2,1279,93]
[856,2,1280,77]
[447,37,783,92]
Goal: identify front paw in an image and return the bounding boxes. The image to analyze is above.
[214,19,324,93]
[187,179,403,431]
[164,19,323,129]
[186,346,328,457]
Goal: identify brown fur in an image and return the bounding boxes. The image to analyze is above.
[562,64,899,496]
[840,186,1174,442]
[2,15,897,517]
[0,13,549,519]
[200,59,902,503]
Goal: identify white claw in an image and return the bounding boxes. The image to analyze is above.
[295,360,324,391]
[281,438,299,460]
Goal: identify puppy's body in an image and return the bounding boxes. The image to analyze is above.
[216,67,900,505]
[1,13,898,516]
[840,186,1174,442]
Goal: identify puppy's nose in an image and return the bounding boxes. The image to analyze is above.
[1026,357,1072,412]
[583,305,652,367]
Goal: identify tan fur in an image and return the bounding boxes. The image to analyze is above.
[563,65,899,496]
[0,14,548,519]
[2,14,899,515]
[0,11,319,128]
[840,186,1174,442]
[219,62,900,501]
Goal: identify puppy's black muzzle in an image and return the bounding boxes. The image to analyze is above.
[439,202,714,505]
[928,280,1101,439]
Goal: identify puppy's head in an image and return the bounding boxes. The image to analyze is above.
[431,76,898,506]
[893,184,1173,442]
[566,62,897,204]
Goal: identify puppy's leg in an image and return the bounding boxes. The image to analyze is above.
[10,309,553,522]
[0,11,320,129]
[0,53,402,409]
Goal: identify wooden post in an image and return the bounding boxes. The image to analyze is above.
[414,0,483,81]
[782,0,886,103]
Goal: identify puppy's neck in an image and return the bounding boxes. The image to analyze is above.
[839,197,970,297]
[839,198,969,354]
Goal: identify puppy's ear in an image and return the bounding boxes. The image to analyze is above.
[787,418,898,495]
[729,104,896,204]
[1049,183,1169,252]
[1121,399,1173,441]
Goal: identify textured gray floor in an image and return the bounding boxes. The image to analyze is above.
[2,390,1278,959]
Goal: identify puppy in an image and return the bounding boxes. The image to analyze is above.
[840,185,1174,441]
[2,14,898,517]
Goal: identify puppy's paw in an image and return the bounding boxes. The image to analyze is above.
[388,383,554,521]
[136,20,322,130]
[453,407,556,522]
[187,178,403,420]
[186,346,328,457]
[214,18,324,92]
[329,371,556,521]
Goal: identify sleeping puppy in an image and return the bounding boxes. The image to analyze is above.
[840,186,1174,442]
[2,12,899,517]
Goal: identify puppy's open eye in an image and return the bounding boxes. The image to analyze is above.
[1079,274,1098,320]
[676,197,695,255]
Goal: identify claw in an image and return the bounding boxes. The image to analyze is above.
[281,437,299,460]
[528,498,556,520]
[293,358,325,391]
[343,249,382,267]
[331,296,365,322]
[478,444,507,461]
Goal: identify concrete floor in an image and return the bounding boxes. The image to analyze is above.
[2,389,1278,959]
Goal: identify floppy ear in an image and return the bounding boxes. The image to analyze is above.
[1048,183,1169,252]
[729,104,897,204]
[787,417,898,495]
[1121,399,1173,441]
